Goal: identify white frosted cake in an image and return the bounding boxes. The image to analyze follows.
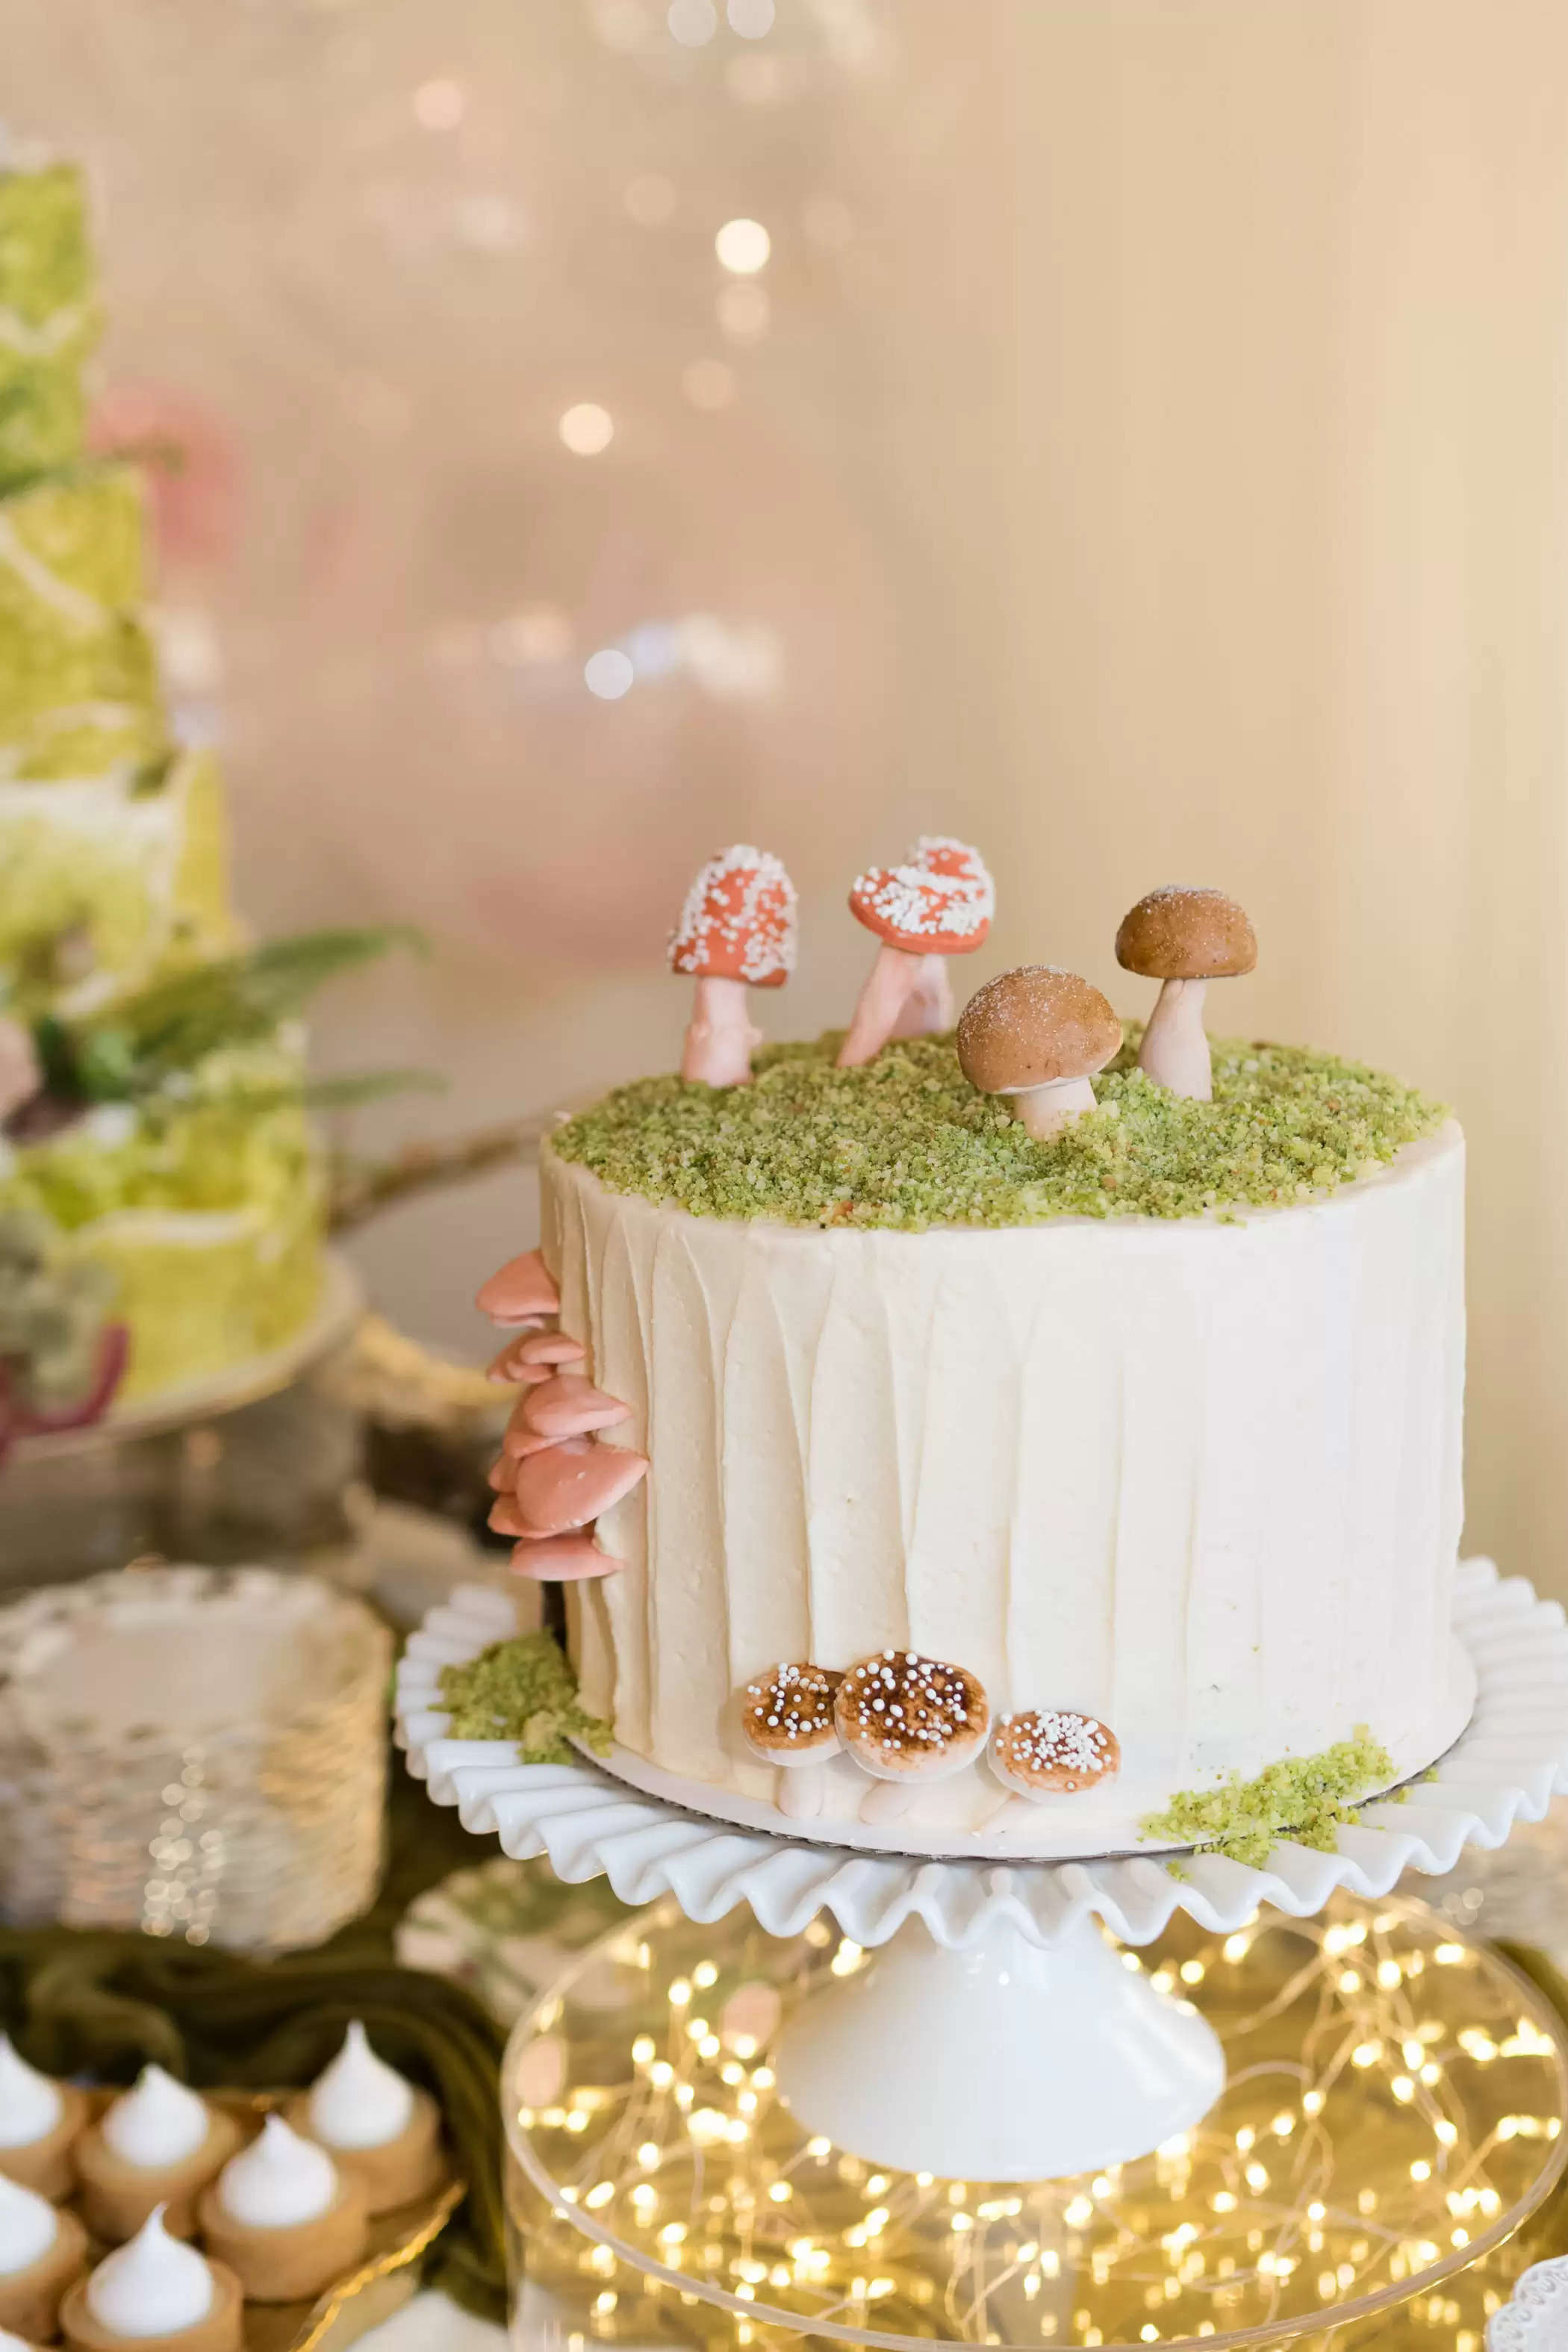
[480,857,1469,1856]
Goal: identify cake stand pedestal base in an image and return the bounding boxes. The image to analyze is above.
[775,1913,1225,2178]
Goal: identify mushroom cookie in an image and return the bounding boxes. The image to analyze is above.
[196,2115,367,2304]
[669,844,797,1087]
[837,837,993,1067]
[75,2069,240,2244]
[0,2175,88,2342]
[1115,886,1257,1100]
[990,1710,1120,1800]
[60,2209,240,2352]
[956,965,1122,1139]
[835,1652,990,1823]
[739,1664,844,1817]
[0,2036,88,2200]
[285,2023,446,2215]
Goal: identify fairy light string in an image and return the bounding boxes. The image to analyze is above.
[507,1894,1567,2349]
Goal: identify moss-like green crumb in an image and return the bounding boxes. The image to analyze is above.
[438,1632,612,1764]
[551,1031,1445,1230]
[1140,1729,1396,1869]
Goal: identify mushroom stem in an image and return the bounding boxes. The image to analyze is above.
[1009,1074,1099,1140]
[859,1779,920,1824]
[839,944,946,1067]
[777,1764,830,1820]
[681,974,763,1087]
[889,953,953,1040]
[1137,977,1211,1099]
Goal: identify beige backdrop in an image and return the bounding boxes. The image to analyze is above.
[10,0,1568,1590]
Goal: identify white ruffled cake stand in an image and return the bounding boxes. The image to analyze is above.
[398,1555,1568,2185]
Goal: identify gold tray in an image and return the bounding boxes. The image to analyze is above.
[71,2090,464,2352]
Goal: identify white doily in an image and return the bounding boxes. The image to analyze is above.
[396,1557,1568,1951]
[1490,2255,1568,2349]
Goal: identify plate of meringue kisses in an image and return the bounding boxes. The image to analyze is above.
[0,2024,461,2352]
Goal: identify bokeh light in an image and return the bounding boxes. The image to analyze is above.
[717,281,769,342]
[668,0,718,46]
[411,78,465,130]
[727,0,776,33]
[715,217,771,274]
[558,403,614,455]
[682,358,737,411]
[584,650,635,700]
[623,174,676,227]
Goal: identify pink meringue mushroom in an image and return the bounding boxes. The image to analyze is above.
[500,1378,630,1457]
[487,1329,586,1384]
[837,838,994,1068]
[491,1493,619,1580]
[514,1375,632,1446]
[475,1249,559,1328]
[669,844,797,1088]
[508,1531,620,1581]
[511,1434,649,1534]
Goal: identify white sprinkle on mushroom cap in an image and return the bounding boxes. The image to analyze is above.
[669,845,797,987]
[833,1649,991,1780]
[1114,886,1256,981]
[847,864,992,954]
[740,1662,843,1758]
[989,1708,1121,1799]
[956,966,1122,1095]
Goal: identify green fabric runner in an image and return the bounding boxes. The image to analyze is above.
[0,1754,510,2321]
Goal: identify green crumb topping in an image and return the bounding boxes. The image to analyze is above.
[1140,1730,1396,1869]
[438,1633,612,1764]
[550,1031,1446,1230]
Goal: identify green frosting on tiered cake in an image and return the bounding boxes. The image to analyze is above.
[0,154,329,1407]
[0,467,164,782]
[0,748,235,1015]
[0,1043,326,1400]
[552,1033,1447,1229]
[0,163,99,493]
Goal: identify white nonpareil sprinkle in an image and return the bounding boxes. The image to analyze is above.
[998,1709,1112,1777]
[909,836,996,920]
[839,1651,984,1763]
[743,1661,837,1748]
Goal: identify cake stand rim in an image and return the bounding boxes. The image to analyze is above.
[395,1555,1568,1951]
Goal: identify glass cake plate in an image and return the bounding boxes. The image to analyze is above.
[502,1891,1568,2351]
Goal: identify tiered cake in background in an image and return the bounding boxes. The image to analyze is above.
[0,152,324,1410]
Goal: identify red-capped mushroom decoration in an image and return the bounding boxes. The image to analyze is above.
[476,1250,646,1583]
[0,1322,130,1468]
[837,836,994,1068]
[668,844,797,1088]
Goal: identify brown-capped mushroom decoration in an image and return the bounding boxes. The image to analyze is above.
[989,1709,1120,1801]
[836,837,993,1068]
[834,1649,991,1823]
[740,1662,844,1818]
[476,1254,646,1582]
[956,965,1122,1141]
[668,844,797,1088]
[1115,886,1257,1101]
